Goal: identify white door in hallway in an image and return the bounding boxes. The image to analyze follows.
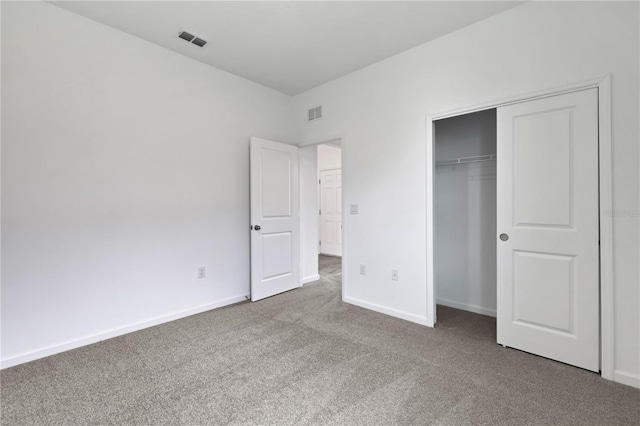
[319,169,342,257]
[250,137,300,301]
[496,88,599,372]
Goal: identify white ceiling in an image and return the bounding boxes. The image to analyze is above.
[50,1,524,95]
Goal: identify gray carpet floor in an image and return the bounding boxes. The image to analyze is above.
[2,254,639,425]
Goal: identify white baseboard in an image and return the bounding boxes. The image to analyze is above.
[302,274,320,284]
[343,296,430,326]
[0,294,249,370]
[614,369,640,389]
[436,297,496,318]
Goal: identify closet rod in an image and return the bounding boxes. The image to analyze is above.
[435,154,496,167]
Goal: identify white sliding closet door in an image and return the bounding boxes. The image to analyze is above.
[496,89,599,372]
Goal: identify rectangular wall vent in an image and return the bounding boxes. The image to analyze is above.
[178,30,207,48]
[308,106,322,122]
[178,31,195,42]
[192,37,207,47]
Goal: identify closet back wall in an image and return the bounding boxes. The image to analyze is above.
[435,109,497,317]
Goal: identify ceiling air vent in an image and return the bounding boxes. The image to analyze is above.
[178,31,195,42]
[192,37,207,47]
[308,106,322,122]
[177,30,207,48]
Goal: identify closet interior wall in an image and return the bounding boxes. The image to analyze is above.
[434,109,498,317]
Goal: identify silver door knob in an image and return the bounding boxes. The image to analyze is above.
[499,233,509,241]
[254,225,261,231]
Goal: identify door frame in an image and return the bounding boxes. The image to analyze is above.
[299,134,347,302]
[425,74,613,380]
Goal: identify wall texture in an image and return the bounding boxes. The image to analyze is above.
[291,1,639,386]
[317,144,342,171]
[1,1,292,366]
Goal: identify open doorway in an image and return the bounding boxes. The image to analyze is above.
[299,139,343,288]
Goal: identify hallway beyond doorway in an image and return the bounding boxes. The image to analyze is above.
[319,254,341,280]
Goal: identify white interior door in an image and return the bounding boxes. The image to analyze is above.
[319,169,342,256]
[250,137,300,301]
[496,89,599,371]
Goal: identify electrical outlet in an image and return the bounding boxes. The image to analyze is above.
[360,264,366,275]
[198,267,206,279]
[350,204,359,215]
[391,269,399,281]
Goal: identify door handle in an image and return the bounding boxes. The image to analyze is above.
[253,225,261,231]
[499,233,509,241]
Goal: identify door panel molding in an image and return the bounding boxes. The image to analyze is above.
[250,137,300,302]
[319,168,342,257]
[497,89,599,372]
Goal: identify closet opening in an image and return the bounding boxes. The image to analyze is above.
[434,108,497,326]
[428,77,612,376]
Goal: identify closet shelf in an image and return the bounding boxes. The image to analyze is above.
[435,154,496,167]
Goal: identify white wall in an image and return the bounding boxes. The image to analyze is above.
[299,145,319,283]
[435,110,497,317]
[1,2,292,367]
[290,1,639,386]
[317,144,342,171]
